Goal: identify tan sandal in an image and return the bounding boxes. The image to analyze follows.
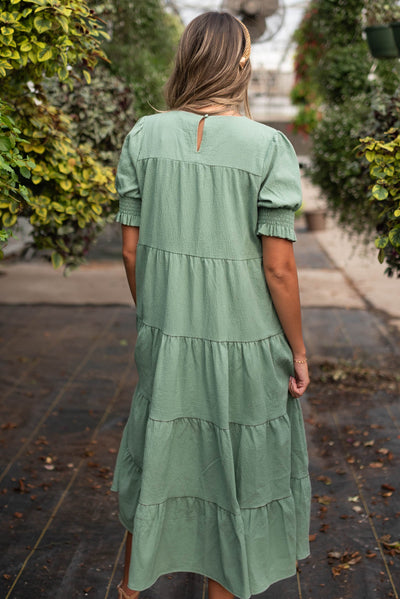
[117,581,140,599]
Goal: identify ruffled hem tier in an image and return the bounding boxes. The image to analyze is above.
[112,376,311,598]
[112,446,310,599]
[134,242,285,342]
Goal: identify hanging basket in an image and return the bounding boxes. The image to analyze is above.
[365,25,399,58]
[391,22,400,53]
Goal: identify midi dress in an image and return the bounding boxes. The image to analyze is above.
[111,110,311,599]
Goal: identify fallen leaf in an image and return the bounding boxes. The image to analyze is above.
[352,506,363,513]
[377,448,389,455]
[369,462,384,469]
[366,550,377,558]
[380,538,400,555]
[348,495,360,503]
[382,484,395,492]
[13,512,23,519]
[316,475,332,485]
[331,566,342,577]
[347,553,362,565]
[14,479,26,494]
[1,422,18,430]
[317,495,335,506]
[309,533,317,542]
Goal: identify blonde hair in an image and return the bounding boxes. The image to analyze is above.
[164,12,252,118]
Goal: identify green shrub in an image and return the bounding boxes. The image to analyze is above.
[309,95,377,237]
[310,91,400,239]
[0,0,117,270]
[316,43,371,104]
[101,0,183,117]
[44,64,137,168]
[0,0,108,85]
[291,0,367,133]
[358,101,400,276]
[293,0,400,275]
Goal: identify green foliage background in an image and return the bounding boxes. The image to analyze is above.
[98,0,183,118]
[0,0,182,269]
[292,0,400,276]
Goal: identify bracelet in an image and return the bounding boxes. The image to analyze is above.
[293,358,307,364]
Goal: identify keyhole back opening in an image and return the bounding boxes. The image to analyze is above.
[196,114,208,151]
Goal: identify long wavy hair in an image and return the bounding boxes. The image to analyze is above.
[164,12,252,118]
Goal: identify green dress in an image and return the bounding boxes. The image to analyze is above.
[111,110,311,599]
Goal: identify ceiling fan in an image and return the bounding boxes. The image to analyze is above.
[221,0,285,42]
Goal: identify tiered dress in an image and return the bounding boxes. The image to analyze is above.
[111,110,311,599]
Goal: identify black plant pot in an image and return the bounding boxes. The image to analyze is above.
[365,25,399,58]
[391,22,400,53]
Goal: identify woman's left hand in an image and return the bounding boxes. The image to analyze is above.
[288,361,309,398]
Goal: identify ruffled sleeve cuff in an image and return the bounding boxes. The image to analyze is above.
[256,207,297,241]
[115,196,141,227]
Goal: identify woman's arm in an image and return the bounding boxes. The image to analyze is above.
[261,235,309,398]
[121,225,140,305]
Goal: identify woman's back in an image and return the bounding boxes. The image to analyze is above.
[116,110,301,340]
[119,111,297,257]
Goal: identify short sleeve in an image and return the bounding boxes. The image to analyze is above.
[115,118,145,227]
[257,131,302,241]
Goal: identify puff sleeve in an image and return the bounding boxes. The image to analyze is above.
[257,130,302,241]
[115,118,145,227]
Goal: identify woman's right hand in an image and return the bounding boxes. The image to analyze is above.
[288,361,310,399]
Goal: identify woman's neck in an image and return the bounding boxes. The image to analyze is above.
[181,103,241,117]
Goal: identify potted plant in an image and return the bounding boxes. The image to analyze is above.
[391,21,400,53]
[364,0,400,58]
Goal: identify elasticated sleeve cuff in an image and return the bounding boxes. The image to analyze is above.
[115,196,141,227]
[256,207,297,241]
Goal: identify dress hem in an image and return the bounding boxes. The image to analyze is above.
[115,504,310,599]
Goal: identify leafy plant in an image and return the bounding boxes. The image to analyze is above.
[0,0,109,84]
[364,0,400,26]
[100,0,183,117]
[316,42,371,104]
[291,0,370,132]
[309,94,377,237]
[0,100,35,214]
[358,127,400,276]
[44,63,136,168]
[0,0,117,270]
[292,0,400,276]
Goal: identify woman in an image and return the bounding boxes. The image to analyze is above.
[112,11,311,599]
